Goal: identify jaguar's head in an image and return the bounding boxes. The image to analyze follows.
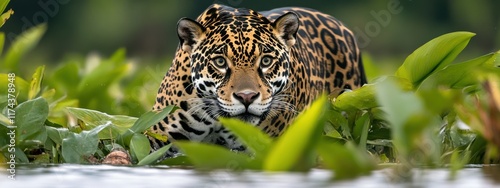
[177,4,299,125]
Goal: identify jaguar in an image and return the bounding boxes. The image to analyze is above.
[149,4,367,157]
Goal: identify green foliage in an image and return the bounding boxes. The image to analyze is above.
[0,0,12,28]
[61,124,109,163]
[15,97,49,149]
[395,32,475,87]
[219,118,273,158]
[264,95,328,171]
[0,5,499,180]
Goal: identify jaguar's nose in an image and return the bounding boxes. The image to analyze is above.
[233,91,260,107]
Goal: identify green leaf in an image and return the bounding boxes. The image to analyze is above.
[15,97,48,142]
[2,24,47,71]
[419,51,500,90]
[158,155,192,166]
[0,74,30,102]
[375,79,435,158]
[449,150,468,178]
[129,133,150,162]
[333,76,413,111]
[66,107,137,139]
[317,140,375,180]
[129,106,177,133]
[176,141,256,170]
[395,32,475,87]
[46,126,70,146]
[0,0,9,14]
[353,112,370,149]
[0,8,13,28]
[14,147,29,163]
[28,65,45,100]
[333,83,378,111]
[61,124,109,163]
[219,118,273,158]
[326,109,351,139]
[137,144,172,165]
[264,95,328,171]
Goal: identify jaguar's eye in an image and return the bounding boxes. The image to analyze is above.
[213,57,227,68]
[260,56,273,68]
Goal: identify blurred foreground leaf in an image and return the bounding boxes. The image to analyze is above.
[220,118,273,159]
[176,142,256,170]
[317,141,375,180]
[264,95,328,171]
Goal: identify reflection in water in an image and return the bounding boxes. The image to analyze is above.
[483,165,500,184]
[0,164,499,188]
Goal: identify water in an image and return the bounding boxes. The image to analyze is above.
[1,164,499,188]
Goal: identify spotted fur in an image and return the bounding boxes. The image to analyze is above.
[149,4,366,156]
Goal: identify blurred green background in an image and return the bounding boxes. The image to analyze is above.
[3,0,499,69]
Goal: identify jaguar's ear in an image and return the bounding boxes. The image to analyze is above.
[272,12,299,48]
[177,17,206,53]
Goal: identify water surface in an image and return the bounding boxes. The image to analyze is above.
[1,164,499,187]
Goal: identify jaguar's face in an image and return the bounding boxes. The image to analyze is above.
[177,8,299,124]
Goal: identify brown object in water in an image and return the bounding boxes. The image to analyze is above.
[102,149,132,165]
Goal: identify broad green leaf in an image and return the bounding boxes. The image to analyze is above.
[333,76,412,111]
[333,83,377,111]
[264,95,328,171]
[219,118,273,158]
[395,32,475,86]
[28,65,45,100]
[419,51,500,90]
[15,97,48,142]
[0,8,13,27]
[137,144,172,165]
[3,24,46,71]
[46,126,70,145]
[176,141,256,169]
[66,107,137,139]
[317,140,375,180]
[61,124,109,163]
[0,74,30,102]
[14,146,29,163]
[129,133,150,162]
[129,106,177,133]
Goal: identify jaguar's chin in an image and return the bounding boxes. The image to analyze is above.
[233,113,263,125]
